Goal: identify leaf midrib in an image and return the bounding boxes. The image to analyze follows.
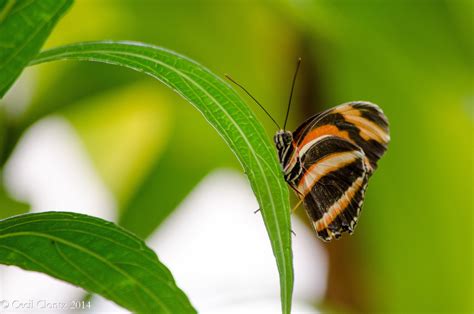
[0,217,145,248]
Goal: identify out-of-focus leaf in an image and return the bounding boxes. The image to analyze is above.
[0,183,28,219]
[120,99,236,239]
[119,145,213,240]
[63,83,172,206]
[0,0,73,97]
[31,41,294,314]
[65,79,236,239]
[0,106,6,158]
[0,212,196,313]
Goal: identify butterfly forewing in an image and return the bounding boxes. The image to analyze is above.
[293,101,389,172]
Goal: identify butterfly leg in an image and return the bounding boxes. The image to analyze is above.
[291,198,304,214]
[288,181,304,214]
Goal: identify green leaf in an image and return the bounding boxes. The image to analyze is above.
[0,212,196,313]
[30,41,294,314]
[0,0,73,97]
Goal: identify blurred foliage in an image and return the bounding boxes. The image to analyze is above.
[277,0,473,312]
[64,82,173,206]
[119,90,236,238]
[1,0,472,313]
[0,183,28,219]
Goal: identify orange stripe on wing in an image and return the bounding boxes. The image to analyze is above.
[313,175,365,232]
[333,105,389,144]
[344,114,389,143]
[298,125,351,149]
[297,151,362,196]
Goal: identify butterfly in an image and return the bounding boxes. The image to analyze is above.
[226,59,390,241]
[273,101,390,241]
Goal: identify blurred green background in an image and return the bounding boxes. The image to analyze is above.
[1,0,472,312]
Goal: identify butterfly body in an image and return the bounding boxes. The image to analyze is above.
[274,101,389,241]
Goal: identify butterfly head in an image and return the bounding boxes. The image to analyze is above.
[274,130,293,151]
[274,130,303,183]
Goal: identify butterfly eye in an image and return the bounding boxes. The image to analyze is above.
[282,132,293,144]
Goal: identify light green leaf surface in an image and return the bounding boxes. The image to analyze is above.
[0,0,73,97]
[30,41,293,314]
[0,212,196,313]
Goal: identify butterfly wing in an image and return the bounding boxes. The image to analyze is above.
[293,101,390,172]
[291,101,389,241]
[293,136,368,241]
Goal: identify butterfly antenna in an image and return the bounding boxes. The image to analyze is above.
[283,57,301,130]
[225,74,281,129]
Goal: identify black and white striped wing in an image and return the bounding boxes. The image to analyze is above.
[295,136,369,241]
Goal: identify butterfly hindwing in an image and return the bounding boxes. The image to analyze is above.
[294,136,369,241]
